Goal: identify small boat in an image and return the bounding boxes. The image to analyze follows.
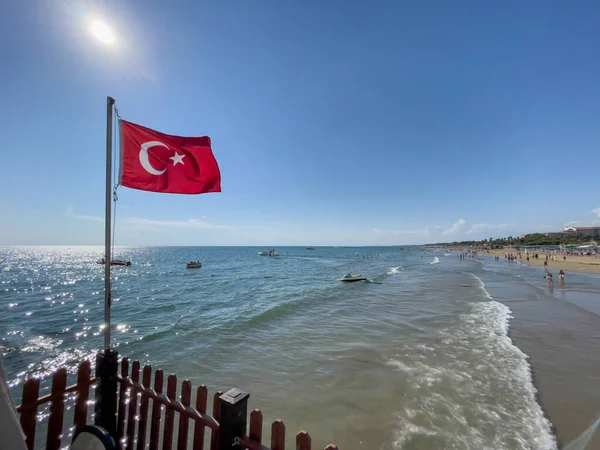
[187,262,202,269]
[97,258,131,266]
[339,274,367,282]
[306,247,315,250]
[111,260,131,266]
[258,250,280,257]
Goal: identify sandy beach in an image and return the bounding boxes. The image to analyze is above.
[485,249,600,275]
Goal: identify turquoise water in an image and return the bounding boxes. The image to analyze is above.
[2,246,599,449]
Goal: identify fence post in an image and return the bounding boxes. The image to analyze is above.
[95,349,119,441]
[218,388,249,450]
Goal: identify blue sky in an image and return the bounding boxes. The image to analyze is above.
[1,0,599,246]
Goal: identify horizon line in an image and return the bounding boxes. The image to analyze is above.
[0,244,425,248]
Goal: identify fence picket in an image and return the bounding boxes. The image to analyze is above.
[149,369,164,450]
[72,360,91,441]
[177,380,192,450]
[117,358,130,447]
[20,378,40,450]
[192,385,207,450]
[126,361,141,449]
[271,420,285,450]
[46,368,68,450]
[136,365,152,450]
[162,374,178,450]
[209,391,222,450]
[249,409,263,444]
[296,431,311,450]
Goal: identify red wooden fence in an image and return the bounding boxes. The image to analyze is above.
[16,361,95,450]
[15,357,339,450]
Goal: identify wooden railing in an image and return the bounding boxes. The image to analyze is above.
[15,352,339,450]
[17,360,95,450]
[113,358,221,450]
[237,417,338,450]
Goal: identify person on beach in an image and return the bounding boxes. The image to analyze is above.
[545,271,553,286]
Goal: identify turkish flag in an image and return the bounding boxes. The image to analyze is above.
[119,120,221,194]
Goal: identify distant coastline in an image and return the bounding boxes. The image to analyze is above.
[424,231,600,275]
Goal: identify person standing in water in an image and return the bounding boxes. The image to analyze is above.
[558,269,565,286]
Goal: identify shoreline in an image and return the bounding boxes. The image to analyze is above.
[477,255,600,448]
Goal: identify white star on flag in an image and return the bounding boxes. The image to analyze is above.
[170,152,185,166]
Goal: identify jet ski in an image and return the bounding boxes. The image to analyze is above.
[339,274,367,282]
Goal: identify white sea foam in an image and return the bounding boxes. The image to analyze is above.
[9,346,97,389]
[388,266,404,274]
[430,257,440,265]
[21,336,63,352]
[473,274,493,300]
[387,276,557,449]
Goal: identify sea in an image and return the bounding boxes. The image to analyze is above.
[1,246,600,449]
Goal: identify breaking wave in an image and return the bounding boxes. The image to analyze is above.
[386,275,556,449]
[388,266,404,275]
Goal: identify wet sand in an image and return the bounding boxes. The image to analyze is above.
[482,260,600,449]
[511,299,600,448]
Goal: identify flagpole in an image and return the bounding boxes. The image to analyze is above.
[104,96,115,351]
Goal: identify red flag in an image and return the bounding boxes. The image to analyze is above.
[119,120,221,194]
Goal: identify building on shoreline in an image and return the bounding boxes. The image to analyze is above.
[547,226,600,239]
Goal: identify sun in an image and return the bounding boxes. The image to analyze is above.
[89,20,115,44]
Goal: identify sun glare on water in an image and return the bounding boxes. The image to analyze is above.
[89,19,115,44]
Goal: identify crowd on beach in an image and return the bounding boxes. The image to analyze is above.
[499,250,566,286]
[439,245,580,285]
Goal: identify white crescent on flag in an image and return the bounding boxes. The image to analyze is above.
[139,141,168,175]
